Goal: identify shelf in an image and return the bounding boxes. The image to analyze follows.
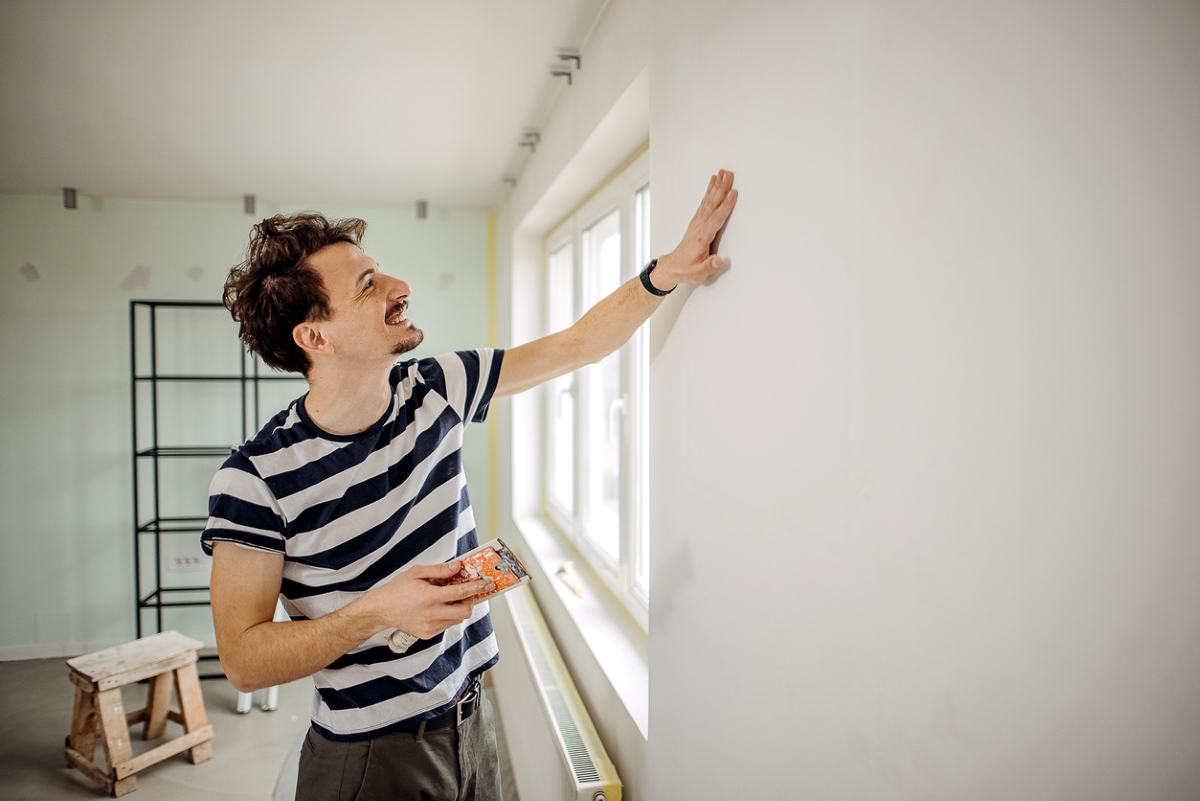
[130,300,225,308]
[138,587,212,608]
[141,586,212,599]
[133,374,304,382]
[136,516,209,534]
[131,299,283,647]
[135,446,234,458]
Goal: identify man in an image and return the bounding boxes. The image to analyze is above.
[203,170,737,800]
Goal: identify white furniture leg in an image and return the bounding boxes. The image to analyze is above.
[236,599,288,715]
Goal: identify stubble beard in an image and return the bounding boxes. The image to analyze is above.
[392,325,424,356]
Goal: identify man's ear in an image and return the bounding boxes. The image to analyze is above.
[293,321,332,359]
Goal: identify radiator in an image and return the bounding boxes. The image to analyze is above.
[490,586,622,801]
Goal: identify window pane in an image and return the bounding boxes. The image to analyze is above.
[636,186,651,265]
[634,186,651,595]
[548,243,575,515]
[552,384,575,514]
[583,210,621,563]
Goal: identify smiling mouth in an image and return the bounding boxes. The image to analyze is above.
[385,301,408,326]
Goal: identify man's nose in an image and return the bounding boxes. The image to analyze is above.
[386,276,410,298]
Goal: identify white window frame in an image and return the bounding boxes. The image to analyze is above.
[542,150,651,626]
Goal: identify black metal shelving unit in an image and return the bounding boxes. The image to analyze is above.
[129,300,302,668]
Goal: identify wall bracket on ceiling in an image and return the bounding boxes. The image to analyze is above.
[503,176,517,188]
[558,52,581,70]
[244,194,256,215]
[520,131,541,153]
[550,69,573,86]
[63,187,77,210]
[417,200,428,220]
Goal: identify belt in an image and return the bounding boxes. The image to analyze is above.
[395,676,482,736]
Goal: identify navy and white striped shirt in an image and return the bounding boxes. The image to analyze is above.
[200,349,504,741]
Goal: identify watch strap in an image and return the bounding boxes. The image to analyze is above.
[639,258,674,296]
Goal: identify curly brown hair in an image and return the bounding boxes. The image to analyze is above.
[223,212,367,375]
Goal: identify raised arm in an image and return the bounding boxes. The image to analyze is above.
[494,169,738,398]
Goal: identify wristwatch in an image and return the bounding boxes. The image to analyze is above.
[639,258,674,296]
[387,629,419,654]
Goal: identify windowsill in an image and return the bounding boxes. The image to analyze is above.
[513,515,649,740]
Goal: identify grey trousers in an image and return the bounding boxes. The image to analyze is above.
[295,691,502,801]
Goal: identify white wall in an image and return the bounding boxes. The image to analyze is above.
[0,194,491,656]
[645,1,1200,799]
[485,0,1199,796]
[491,0,656,797]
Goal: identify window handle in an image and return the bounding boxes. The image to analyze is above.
[607,396,626,443]
[556,561,585,599]
[557,386,572,418]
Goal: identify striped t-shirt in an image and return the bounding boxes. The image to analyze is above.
[200,349,504,741]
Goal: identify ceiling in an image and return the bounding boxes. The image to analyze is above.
[0,0,600,207]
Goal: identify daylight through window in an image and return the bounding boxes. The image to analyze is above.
[544,151,651,615]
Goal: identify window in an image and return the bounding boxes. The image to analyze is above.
[544,152,651,618]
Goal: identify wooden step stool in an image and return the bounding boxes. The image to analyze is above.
[64,631,214,797]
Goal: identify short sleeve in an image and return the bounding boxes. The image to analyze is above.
[200,451,287,556]
[418,349,505,425]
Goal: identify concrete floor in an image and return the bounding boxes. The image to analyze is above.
[0,657,312,800]
[0,658,520,801]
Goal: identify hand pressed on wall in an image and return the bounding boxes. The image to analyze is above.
[652,169,738,290]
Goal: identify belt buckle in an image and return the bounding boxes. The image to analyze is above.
[455,676,479,728]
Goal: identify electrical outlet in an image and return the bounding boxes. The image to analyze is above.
[166,554,208,572]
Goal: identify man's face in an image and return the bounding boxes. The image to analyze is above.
[306,241,424,366]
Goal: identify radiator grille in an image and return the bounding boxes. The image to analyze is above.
[516,607,601,784]
[548,687,600,782]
